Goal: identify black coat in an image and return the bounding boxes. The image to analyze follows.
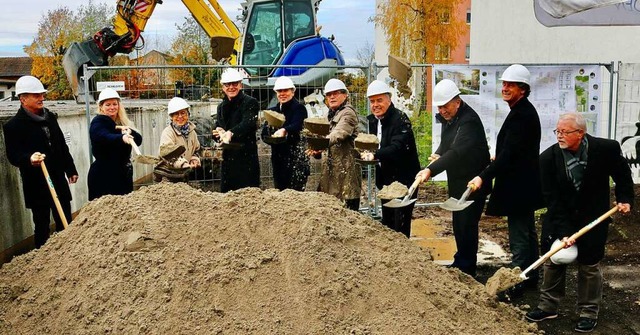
[539,134,634,264]
[215,91,260,192]
[428,101,491,199]
[265,98,310,190]
[3,106,77,208]
[366,104,421,189]
[88,114,142,200]
[479,97,544,215]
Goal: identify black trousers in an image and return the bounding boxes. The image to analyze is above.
[30,200,72,248]
[380,189,418,238]
[450,195,486,275]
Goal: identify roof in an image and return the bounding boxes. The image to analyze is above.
[0,57,32,78]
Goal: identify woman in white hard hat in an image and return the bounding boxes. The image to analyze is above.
[310,78,361,211]
[262,76,310,191]
[214,68,260,192]
[88,88,142,200]
[160,97,201,169]
[468,64,544,296]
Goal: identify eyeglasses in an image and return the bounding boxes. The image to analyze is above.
[553,129,581,136]
[171,110,188,117]
[222,81,241,88]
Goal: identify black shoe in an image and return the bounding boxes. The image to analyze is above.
[525,308,558,322]
[575,317,597,333]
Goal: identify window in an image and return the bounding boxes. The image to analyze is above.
[435,45,451,61]
[438,10,450,24]
[465,44,470,60]
[466,9,471,24]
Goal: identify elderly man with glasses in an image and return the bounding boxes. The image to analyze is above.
[525,112,634,333]
[213,68,260,192]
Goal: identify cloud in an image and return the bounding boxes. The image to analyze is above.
[0,0,374,62]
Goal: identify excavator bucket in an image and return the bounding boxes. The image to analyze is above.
[210,36,236,61]
[62,40,108,103]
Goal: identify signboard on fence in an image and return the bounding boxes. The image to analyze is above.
[96,81,126,91]
[431,64,602,181]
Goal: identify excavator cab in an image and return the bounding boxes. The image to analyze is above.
[240,0,344,89]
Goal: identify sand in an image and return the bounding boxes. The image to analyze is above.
[0,183,538,334]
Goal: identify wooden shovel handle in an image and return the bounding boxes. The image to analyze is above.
[41,162,69,229]
[521,206,618,278]
[403,178,421,202]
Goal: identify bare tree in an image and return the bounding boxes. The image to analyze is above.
[355,40,375,68]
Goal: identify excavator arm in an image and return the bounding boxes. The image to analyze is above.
[63,0,241,102]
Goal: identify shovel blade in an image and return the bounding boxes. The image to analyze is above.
[383,198,417,209]
[439,198,474,211]
[134,155,160,165]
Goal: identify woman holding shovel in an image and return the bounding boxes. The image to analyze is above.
[88,88,142,200]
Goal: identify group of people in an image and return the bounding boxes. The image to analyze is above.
[413,64,634,333]
[4,66,635,332]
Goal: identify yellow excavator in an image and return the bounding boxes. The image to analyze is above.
[63,0,344,102]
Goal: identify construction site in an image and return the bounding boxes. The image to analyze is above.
[1,0,640,334]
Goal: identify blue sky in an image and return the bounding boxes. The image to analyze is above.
[0,0,375,64]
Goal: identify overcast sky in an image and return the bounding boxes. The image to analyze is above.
[0,0,375,64]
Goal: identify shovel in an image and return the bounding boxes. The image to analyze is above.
[128,140,162,165]
[41,161,69,229]
[486,206,619,295]
[440,186,475,211]
[383,178,420,209]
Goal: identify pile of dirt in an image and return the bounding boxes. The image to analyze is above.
[0,184,537,334]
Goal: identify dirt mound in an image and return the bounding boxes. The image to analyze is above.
[0,183,537,334]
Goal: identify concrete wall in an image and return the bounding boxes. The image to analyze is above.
[470,0,640,64]
[0,99,218,261]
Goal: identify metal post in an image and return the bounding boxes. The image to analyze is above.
[83,64,94,164]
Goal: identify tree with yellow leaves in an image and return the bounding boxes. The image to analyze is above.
[24,2,113,100]
[374,0,466,63]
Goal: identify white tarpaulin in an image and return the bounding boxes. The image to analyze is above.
[535,0,640,26]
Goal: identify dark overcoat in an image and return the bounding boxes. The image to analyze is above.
[215,91,260,192]
[88,114,142,200]
[539,134,634,264]
[3,106,78,208]
[479,97,544,215]
[428,101,491,200]
[366,104,420,189]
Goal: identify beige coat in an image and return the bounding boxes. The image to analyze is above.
[318,103,361,201]
[159,122,201,168]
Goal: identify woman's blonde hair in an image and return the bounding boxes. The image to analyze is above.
[97,99,137,130]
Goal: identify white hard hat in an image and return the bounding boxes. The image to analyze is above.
[366,80,391,97]
[324,78,347,94]
[97,88,121,104]
[220,68,245,84]
[273,76,295,91]
[433,79,461,106]
[500,64,530,85]
[167,97,190,115]
[15,75,47,96]
[550,239,578,265]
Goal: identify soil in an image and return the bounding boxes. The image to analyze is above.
[377,181,408,200]
[415,183,640,335]
[0,183,539,334]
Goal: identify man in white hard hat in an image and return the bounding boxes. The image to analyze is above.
[468,64,544,297]
[312,78,361,211]
[415,79,490,275]
[3,75,79,248]
[262,76,310,191]
[214,68,260,192]
[361,80,420,237]
[526,112,633,333]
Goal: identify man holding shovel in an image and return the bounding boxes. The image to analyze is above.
[3,76,78,248]
[360,80,420,237]
[525,112,634,333]
[415,79,490,276]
